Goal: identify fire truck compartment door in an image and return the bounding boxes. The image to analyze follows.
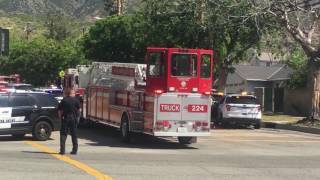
[181,94,210,121]
[156,94,182,120]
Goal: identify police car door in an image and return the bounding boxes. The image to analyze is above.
[0,94,12,129]
[9,94,37,129]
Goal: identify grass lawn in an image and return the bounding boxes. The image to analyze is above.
[262,114,304,124]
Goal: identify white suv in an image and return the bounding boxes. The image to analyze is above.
[217,94,261,128]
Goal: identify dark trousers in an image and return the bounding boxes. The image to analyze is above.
[60,118,78,153]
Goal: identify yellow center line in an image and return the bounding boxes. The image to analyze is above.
[24,141,113,180]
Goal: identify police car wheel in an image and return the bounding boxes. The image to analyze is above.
[12,134,25,139]
[33,121,52,141]
[120,115,130,143]
[254,121,261,129]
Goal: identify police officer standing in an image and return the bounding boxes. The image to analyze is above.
[58,88,80,155]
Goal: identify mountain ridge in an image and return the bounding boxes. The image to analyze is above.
[0,0,106,19]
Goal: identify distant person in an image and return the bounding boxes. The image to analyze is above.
[58,88,80,155]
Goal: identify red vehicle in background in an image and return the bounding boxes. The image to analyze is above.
[81,47,214,144]
[63,66,90,96]
[0,74,21,92]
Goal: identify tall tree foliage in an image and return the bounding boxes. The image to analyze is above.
[204,0,263,89]
[138,0,204,48]
[258,0,320,118]
[81,16,145,62]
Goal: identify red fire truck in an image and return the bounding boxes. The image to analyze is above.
[83,47,214,144]
[63,66,90,96]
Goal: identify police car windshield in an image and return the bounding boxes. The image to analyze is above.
[226,96,257,104]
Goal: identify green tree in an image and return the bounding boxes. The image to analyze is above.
[0,37,87,86]
[257,0,320,118]
[81,15,145,62]
[138,0,207,48]
[204,0,263,89]
[286,46,308,89]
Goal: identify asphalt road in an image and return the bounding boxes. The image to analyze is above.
[1,126,320,180]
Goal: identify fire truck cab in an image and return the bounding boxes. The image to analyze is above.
[84,47,214,144]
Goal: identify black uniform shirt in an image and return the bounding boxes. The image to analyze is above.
[58,96,80,117]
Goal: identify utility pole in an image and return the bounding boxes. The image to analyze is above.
[105,0,125,16]
[24,22,33,40]
[117,0,124,16]
[0,27,9,56]
[196,0,205,24]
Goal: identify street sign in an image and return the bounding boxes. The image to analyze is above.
[59,70,65,78]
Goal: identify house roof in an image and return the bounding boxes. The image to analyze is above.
[234,64,294,81]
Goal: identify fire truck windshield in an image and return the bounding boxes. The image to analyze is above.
[171,53,197,77]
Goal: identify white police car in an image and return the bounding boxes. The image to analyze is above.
[217,93,262,128]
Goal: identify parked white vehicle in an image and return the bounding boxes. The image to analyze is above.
[217,94,262,128]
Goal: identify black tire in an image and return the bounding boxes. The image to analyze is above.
[32,121,52,141]
[218,113,228,128]
[11,134,25,139]
[178,137,196,145]
[254,120,261,129]
[120,115,131,143]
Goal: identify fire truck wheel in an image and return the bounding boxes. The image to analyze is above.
[178,137,196,145]
[120,115,131,143]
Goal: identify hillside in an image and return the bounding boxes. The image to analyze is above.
[0,0,106,19]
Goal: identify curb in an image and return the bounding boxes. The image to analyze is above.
[263,122,320,135]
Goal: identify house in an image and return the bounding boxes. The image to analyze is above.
[225,63,294,113]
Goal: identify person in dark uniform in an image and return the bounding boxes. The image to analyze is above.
[58,88,80,155]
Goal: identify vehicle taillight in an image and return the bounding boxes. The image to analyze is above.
[192,88,198,93]
[195,121,202,127]
[156,120,171,131]
[226,105,231,111]
[193,121,210,131]
[168,87,176,92]
[154,89,164,95]
[203,91,211,96]
[202,122,208,127]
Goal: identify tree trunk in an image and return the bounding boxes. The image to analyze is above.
[309,59,320,120]
[218,68,228,93]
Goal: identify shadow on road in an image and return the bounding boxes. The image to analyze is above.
[0,135,34,142]
[77,123,197,150]
[0,135,54,142]
[21,151,60,155]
